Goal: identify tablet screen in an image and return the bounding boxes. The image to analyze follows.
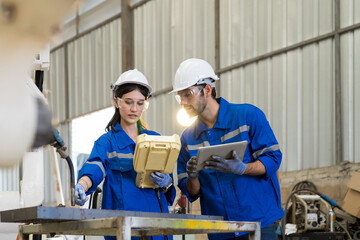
[196,141,248,171]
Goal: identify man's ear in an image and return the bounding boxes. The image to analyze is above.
[204,84,212,97]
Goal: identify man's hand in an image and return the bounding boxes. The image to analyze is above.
[75,183,89,206]
[204,150,247,175]
[150,172,173,190]
[186,156,199,180]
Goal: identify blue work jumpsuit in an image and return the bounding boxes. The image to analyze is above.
[177,98,284,240]
[79,122,176,240]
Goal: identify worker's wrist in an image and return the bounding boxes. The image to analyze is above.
[79,176,92,192]
[187,172,199,180]
[235,162,247,175]
[162,181,173,191]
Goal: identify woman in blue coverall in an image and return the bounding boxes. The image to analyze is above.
[74,69,176,240]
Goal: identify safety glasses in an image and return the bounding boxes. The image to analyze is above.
[175,86,204,104]
[117,97,149,110]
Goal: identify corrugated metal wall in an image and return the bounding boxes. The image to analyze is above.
[219,0,336,171]
[134,0,215,137]
[46,19,122,121]
[47,48,67,122]
[0,163,20,191]
[340,0,360,167]
[67,20,122,119]
[217,0,360,172]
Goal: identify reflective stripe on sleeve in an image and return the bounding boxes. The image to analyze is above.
[221,125,249,142]
[178,173,188,180]
[252,144,280,159]
[86,161,106,178]
[187,141,210,150]
[107,151,134,159]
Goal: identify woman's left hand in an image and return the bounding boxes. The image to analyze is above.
[150,172,173,190]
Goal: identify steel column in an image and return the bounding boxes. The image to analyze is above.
[214,0,220,96]
[121,0,134,71]
[334,0,342,164]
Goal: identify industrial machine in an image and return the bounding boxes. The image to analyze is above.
[282,181,360,240]
[291,194,331,232]
[0,0,75,168]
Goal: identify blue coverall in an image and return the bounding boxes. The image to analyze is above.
[79,122,176,240]
[177,98,284,240]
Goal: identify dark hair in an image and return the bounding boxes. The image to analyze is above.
[197,84,217,99]
[106,83,150,132]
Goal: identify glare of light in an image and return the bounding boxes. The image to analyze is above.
[177,108,197,126]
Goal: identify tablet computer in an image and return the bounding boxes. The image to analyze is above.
[196,141,248,171]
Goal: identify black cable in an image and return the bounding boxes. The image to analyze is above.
[92,187,102,209]
[292,180,317,192]
[155,188,164,213]
[65,156,76,206]
[155,188,169,240]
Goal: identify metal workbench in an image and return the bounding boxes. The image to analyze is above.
[1,206,261,240]
[0,206,222,223]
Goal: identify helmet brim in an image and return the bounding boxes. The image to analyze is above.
[115,80,152,95]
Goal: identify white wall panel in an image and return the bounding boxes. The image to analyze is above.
[220,41,335,172]
[319,0,333,34]
[355,30,360,163]
[340,0,360,28]
[218,0,348,171]
[341,29,360,164]
[134,0,215,135]
[318,39,335,167]
[134,0,215,92]
[67,19,121,119]
[220,0,334,68]
[0,163,19,191]
[45,48,67,122]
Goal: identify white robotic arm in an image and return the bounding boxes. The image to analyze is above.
[0,0,76,167]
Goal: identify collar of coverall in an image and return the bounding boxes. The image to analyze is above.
[113,122,148,147]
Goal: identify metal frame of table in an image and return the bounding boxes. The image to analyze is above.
[18,216,261,240]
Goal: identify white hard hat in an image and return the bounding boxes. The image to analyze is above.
[170,58,219,93]
[113,69,152,94]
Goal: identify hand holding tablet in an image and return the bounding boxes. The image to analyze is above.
[196,141,248,172]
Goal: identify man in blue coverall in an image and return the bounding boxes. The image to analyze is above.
[171,58,284,240]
